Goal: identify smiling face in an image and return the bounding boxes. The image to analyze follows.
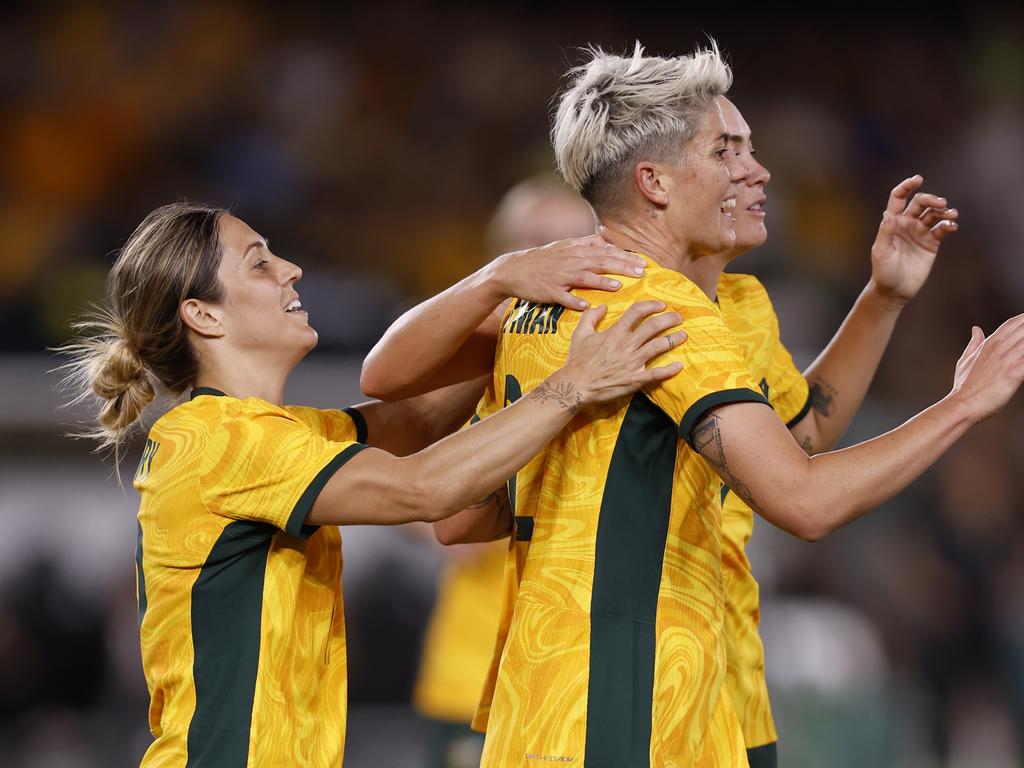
[211,214,318,365]
[659,98,742,257]
[719,97,770,255]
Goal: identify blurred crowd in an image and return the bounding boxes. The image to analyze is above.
[2,2,1024,766]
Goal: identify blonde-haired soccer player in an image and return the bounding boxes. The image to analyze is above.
[59,202,687,766]
[363,44,1024,767]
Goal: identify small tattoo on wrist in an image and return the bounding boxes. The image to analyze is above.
[530,381,584,415]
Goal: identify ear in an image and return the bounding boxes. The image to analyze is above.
[180,299,225,339]
[633,160,671,208]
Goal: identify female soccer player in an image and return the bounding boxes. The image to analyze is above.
[361,45,1024,767]
[60,201,685,767]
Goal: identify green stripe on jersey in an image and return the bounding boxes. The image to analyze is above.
[186,520,274,767]
[135,522,147,627]
[585,394,676,767]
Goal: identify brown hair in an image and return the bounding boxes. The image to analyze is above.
[58,201,227,452]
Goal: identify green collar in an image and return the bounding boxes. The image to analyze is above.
[191,387,226,400]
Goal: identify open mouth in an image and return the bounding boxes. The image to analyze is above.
[285,299,305,314]
[748,198,766,214]
[721,196,737,221]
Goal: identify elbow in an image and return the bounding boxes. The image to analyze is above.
[776,498,831,543]
[433,520,462,546]
[359,356,389,400]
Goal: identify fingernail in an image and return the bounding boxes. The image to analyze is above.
[609,280,621,288]
[634,265,645,275]
[580,300,589,308]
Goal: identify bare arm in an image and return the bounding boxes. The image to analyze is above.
[433,485,514,544]
[700,315,1024,541]
[360,237,647,400]
[309,301,685,526]
[350,375,490,457]
[791,175,958,453]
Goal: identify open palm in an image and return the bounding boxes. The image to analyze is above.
[870,175,958,304]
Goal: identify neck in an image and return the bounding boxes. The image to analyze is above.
[193,352,292,405]
[599,218,729,301]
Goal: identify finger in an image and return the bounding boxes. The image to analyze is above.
[574,304,607,335]
[885,175,923,215]
[904,192,947,218]
[571,271,623,293]
[636,328,687,360]
[626,317,684,354]
[919,207,957,228]
[580,251,648,278]
[640,361,684,382]
[929,219,958,242]
[556,290,590,311]
[960,325,985,361]
[616,300,669,331]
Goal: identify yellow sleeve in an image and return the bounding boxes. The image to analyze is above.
[765,313,811,428]
[200,402,367,537]
[641,281,770,446]
[285,404,366,443]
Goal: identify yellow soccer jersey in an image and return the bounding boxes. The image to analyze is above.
[716,274,811,750]
[133,387,367,767]
[477,258,768,768]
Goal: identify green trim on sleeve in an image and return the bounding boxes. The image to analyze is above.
[285,443,368,537]
[679,388,770,448]
[342,406,369,443]
[785,388,813,429]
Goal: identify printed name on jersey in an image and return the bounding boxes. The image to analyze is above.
[502,300,565,335]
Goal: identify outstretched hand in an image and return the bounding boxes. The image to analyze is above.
[870,175,958,305]
[488,235,647,311]
[950,314,1024,423]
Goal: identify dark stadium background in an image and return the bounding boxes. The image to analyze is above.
[2,3,1022,766]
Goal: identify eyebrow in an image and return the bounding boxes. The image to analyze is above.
[242,239,269,259]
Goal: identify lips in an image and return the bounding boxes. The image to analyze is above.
[285,297,303,313]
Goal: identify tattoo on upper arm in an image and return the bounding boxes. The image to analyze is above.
[809,379,838,417]
[692,412,760,512]
[529,381,583,415]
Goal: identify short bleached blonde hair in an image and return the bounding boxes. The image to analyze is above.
[552,41,732,213]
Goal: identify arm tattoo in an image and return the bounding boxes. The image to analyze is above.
[529,380,583,415]
[809,379,838,417]
[692,412,760,513]
[467,487,513,538]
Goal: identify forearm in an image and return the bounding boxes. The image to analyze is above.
[434,487,513,544]
[795,280,904,452]
[360,265,505,400]
[356,375,489,456]
[702,397,974,542]
[398,369,584,521]
[793,396,972,537]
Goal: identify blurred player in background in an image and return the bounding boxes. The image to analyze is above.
[363,42,1024,767]
[412,177,596,768]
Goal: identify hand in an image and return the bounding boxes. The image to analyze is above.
[553,300,685,407]
[869,175,958,305]
[487,235,647,311]
[950,314,1024,423]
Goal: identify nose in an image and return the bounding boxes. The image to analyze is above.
[280,257,302,284]
[725,151,750,183]
[749,157,770,187]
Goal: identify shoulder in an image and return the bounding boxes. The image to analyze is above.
[719,272,770,304]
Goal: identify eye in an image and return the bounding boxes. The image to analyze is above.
[715,148,728,159]
[254,259,268,270]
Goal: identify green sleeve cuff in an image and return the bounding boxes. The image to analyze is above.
[285,443,368,537]
[342,406,369,443]
[679,388,771,448]
[784,388,813,429]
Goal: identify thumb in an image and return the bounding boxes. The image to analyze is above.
[577,304,607,334]
[962,325,985,360]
